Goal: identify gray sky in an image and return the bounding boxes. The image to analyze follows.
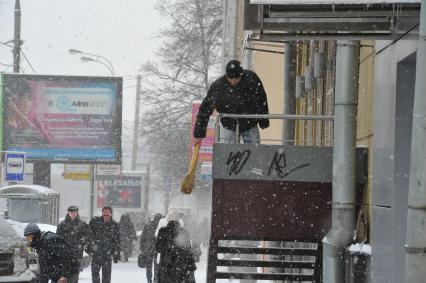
[0,0,165,122]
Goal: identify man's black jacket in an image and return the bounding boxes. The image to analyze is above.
[89,216,120,262]
[194,70,270,138]
[31,231,78,281]
[57,215,92,260]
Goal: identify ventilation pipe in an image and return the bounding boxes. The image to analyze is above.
[405,1,426,282]
[283,42,297,145]
[295,76,305,99]
[304,65,314,90]
[243,31,253,70]
[314,51,326,79]
[322,40,360,283]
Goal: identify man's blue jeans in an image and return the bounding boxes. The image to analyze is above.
[219,125,260,144]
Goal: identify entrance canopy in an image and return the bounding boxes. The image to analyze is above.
[251,0,420,4]
[244,0,421,40]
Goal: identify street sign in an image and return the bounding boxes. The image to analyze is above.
[63,164,91,180]
[96,164,122,177]
[5,152,25,182]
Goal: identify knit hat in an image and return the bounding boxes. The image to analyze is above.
[24,223,40,236]
[225,60,243,79]
[68,205,79,212]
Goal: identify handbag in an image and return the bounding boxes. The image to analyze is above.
[138,254,146,268]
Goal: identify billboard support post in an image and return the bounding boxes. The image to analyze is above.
[90,164,95,219]
[33,161,50,188]
[145,164,150,217]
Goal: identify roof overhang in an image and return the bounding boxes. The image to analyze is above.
[244,0,421,40]
[251,0,420,4]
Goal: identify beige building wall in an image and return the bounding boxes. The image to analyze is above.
[251,45,285,144]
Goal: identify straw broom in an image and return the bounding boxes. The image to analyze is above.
[180,142,201,194]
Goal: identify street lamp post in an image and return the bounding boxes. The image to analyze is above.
[69,48,115,76]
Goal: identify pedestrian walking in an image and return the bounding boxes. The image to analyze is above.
[140,213,162,283]
[24,223,79,283]
[89,206,121,283]
[119,213,137,262]
[57,205,92,281]
[194,59,270,144]
[155,211,196,283]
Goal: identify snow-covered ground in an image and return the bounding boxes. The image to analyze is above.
[79,248,208,283]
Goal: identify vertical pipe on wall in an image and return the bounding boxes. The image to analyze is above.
[322,40,360,283]
[405,1,426,282]
[223,0,238,67]
[283,42,297,145]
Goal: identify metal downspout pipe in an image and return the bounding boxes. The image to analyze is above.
[283,42,297,145]
[405,1,426,282]
[322,40,360,283]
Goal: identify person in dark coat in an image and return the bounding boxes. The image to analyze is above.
[194,59,269,145]
[140,213,162,283]
[155,211,196,283]
[119,213,137,262]
[24,223,79,283]
[57,205,92,280]
[89,206,121,283]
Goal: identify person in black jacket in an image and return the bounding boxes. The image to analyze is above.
[140,213,162,283]
[57,205,92,281]
[194,59,269,145]
[155,211,196,283]
[119,213,137,262]
[89,206,120,283]
[24,223,79,283]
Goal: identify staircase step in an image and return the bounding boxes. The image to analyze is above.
[217,246,318,256]
[215,271,315,281]
[217,259,316,268]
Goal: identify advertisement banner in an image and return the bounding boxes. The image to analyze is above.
[2,74,122,162]
[200,161,212,182]
[0,74,3,151]
[96,175,143,208]
[191,100,215,162]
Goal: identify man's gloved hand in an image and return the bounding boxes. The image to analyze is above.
[113,253,120,263]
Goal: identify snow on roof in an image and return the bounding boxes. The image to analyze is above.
[348,243,372,255]
[7,219,57,237]
[251,0,420,4]
[0,184,58,196]
[0,216,21,244]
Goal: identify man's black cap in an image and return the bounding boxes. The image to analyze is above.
[226,60,243,79]
[68,205,79,212]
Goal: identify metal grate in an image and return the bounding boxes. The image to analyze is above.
[0,253,14,276]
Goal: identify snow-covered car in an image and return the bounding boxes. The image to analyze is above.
[7,219,92,272]
[0,216,36,283]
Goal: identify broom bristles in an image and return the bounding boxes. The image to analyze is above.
[180,143,201,194]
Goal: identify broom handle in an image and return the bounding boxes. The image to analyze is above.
[188,143,201,173]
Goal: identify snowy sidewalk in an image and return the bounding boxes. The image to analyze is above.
[79,249,207,283]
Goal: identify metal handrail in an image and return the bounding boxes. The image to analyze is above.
[214,113,334,143]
